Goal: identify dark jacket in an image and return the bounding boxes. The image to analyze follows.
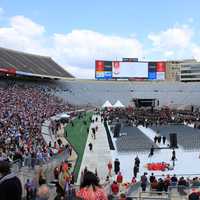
[189,192,200,200]
[0,173,22,200]
[114,160,120,174]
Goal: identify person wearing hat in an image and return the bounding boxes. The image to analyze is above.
[0,160,22,200]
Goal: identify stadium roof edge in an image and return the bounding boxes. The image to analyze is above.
[0,46,74,78]
[0,46,52,59]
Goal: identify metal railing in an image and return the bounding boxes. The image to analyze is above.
[10,149,70,184]
[168,185,200,199]
[109,191,169,200]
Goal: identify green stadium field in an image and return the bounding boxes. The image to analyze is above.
[64,112,93,181]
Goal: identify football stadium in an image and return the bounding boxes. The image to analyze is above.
[1,46,200,200]
[1,1,200,200]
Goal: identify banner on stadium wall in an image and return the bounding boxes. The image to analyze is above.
[0,67,16,74]
[16,71,34,76]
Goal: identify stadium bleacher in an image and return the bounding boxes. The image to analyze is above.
[0,47,73,78]
[54,80,200,107]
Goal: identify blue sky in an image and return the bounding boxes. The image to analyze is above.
[0,0,200,78]
[1,0,199,36]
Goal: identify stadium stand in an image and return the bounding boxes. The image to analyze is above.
[54,80,200,107]
[0,80,75,165]
[0,47,73,78]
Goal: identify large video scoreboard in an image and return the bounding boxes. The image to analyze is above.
[95,60,166,80]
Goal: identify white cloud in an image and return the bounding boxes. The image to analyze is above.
[163,51,174,57]
[10,16,45,36]
[0,15,47,55]
[148,26,193,49]
[1,14,200,78]
[64,65,94,79]
[148,25,194,59]
[53,30,143,68]
[0,16,144,78]
[191,45,200,61]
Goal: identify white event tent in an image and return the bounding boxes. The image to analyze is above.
[113,100,125,108]
[102,100,113,108]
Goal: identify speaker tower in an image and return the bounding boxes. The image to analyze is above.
[169,133,178,148]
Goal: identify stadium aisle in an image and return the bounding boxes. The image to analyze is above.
[77,114,112,184]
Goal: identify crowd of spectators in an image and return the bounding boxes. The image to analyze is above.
[148,173,200,199]
[0,82,73,167]
[2,79,200,200]
[105,107,200,128]
[2,153,200,200]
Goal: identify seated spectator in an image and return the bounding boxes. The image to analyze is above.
[76,171,108,200]
[0,160,22,200]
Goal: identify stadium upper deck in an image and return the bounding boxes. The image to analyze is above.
[55,79,200,107]
[0,47,73,79]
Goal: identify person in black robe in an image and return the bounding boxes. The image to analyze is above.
[114,158,120,175]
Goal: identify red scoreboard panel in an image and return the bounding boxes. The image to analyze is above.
[95,60,104,71]
[156,62,166,72]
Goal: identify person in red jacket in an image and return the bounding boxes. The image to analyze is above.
[111,181,119,196]
[116,172,123,184]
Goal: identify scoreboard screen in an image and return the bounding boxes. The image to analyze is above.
[112,61,148,78]
[95,60,166,80]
